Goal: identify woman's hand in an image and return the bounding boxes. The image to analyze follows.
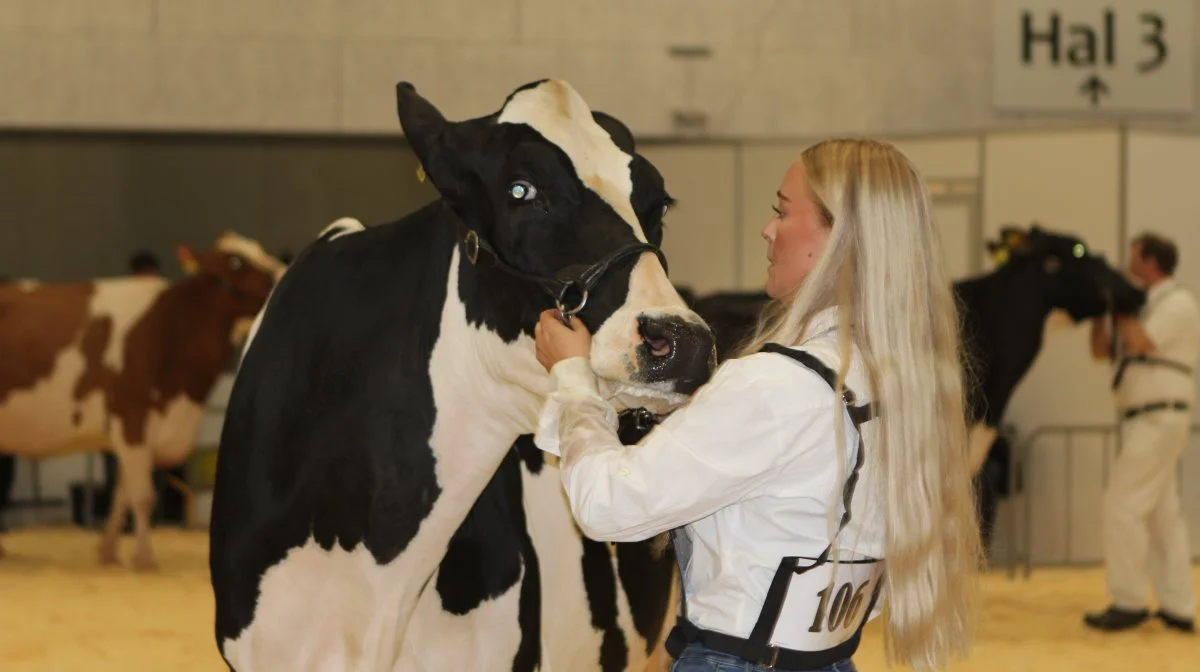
[535,309,592,371]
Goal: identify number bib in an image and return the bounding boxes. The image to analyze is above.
[769,558,886,651]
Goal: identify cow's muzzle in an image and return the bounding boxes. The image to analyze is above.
[638,315,717,395]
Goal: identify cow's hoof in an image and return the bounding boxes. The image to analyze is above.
[132,552,159,573]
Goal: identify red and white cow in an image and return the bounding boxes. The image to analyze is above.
[0,232,283,569]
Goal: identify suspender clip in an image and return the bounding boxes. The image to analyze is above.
[761,646,780,669]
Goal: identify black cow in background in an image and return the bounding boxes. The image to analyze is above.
[675,224,1145,556]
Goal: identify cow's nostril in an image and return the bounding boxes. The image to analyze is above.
[646,337,671,357]
[637,317,675,359]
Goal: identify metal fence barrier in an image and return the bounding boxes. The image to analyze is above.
[1005,422,1199,580]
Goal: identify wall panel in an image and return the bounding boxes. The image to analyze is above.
[639,144,738,294]
[4,0,1198,137]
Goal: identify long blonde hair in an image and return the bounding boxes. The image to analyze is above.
[738,138,982,670]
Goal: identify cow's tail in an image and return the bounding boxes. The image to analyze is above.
[317,217,366,242]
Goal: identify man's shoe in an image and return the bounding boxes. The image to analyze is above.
[1155,610,1196,634]
[1084,606,1150,631]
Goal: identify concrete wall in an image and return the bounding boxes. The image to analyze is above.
[3,0,1199,137]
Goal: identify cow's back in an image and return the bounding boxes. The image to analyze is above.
[0,277,168,457]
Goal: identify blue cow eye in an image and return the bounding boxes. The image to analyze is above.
[509,181,537,201]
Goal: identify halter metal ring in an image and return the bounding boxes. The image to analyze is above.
[464,230,481,265]
[556,283,588,318]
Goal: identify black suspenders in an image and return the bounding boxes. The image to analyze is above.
[665,344,882,670]
[1111,354,1194,389]
[1111,286,1195,390]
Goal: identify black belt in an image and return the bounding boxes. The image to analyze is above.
[666,615,872,671]
[1122,400,1191,420]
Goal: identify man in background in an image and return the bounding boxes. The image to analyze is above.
[1086,231,1197,634]
[128,250,161,276]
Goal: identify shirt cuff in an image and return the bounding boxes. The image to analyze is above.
[550,357,600,395]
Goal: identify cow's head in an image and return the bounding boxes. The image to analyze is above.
[176,232,285,319]
[396,79,716,406]
[986,224,1145,321]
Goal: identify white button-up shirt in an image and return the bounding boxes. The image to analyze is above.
[1116,278,1200,410]
[534,307,886,648]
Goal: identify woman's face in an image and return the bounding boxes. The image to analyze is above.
[761,161,832,300]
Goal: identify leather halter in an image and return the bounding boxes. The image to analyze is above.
[453,216,667,320]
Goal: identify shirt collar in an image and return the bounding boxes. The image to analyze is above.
[800,306,841,344]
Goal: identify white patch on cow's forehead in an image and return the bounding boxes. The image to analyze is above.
[217,231,286,281]
[496,80,647,243]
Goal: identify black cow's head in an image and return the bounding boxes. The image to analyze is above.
[986,224,1145,321]
[395,79,716,402]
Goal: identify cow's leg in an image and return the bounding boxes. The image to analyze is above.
[0,453,13,558]
[120,448,158,571]
[98,475,128,565]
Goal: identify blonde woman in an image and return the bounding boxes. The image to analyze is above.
[533,138,982,671]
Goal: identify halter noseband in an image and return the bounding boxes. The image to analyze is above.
[454,218,668,320]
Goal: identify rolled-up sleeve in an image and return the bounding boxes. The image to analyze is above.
[544,356,827,542]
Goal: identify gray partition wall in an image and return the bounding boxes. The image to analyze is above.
[0,131,437,282]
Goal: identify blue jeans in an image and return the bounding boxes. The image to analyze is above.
[670,644,857,672]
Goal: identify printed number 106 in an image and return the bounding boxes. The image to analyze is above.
[809,579,872,633]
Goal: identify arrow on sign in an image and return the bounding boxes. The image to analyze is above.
[1079,74,1110,106]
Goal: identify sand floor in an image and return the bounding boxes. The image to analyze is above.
[0,526,1196,671]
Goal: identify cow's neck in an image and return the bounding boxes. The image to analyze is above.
[956,264,1054,426]
[145,278,242,405]
[421,232,555,487]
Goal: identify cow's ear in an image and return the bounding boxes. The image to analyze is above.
[175,244,200,276]
[1000,227,1033,253]
[592,111,636,154]
[395,82,463,199]
[987,240,1011,266]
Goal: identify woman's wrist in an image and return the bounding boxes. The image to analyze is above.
[550,357,599,395]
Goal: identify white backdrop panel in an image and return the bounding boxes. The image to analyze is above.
[890,136,982,181]
[933,198,978,282]
[640,144,739,294]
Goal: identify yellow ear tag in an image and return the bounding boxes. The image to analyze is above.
[416,163,426,183]
[991,248,1010,266]
[181,257,199,275]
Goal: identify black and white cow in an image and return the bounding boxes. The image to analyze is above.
[209,79,716,671]
[672,225,1145,554]
[958,225,1143,549]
